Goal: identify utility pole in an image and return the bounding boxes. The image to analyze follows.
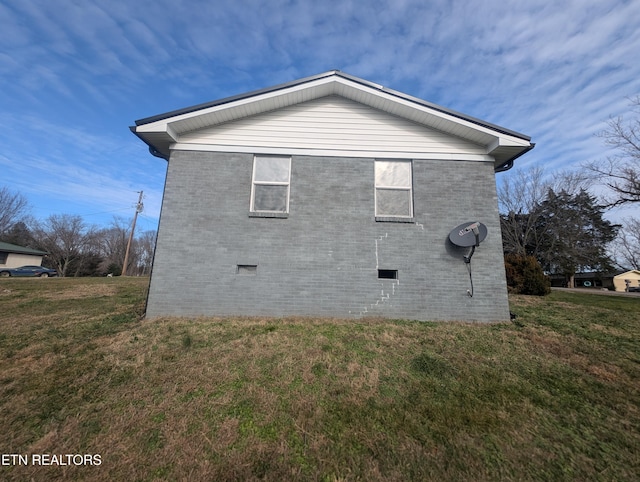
[122,191,143,276]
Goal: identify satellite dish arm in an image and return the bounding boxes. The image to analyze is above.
[464,245,475,264]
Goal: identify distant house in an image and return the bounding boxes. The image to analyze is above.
[613,270,640,292]
[550,272,616,289]
[131,71,534,321]
[0,241,47,268]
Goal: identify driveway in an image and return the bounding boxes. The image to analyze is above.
[552,287,640,297]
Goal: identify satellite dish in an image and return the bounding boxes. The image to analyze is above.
[448,221,488,298]
[448,222,488,247]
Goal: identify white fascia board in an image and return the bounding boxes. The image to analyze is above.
[170,142,495,162]
[166,124,179,142]
[135,118,169,133]
[486,135,532,153]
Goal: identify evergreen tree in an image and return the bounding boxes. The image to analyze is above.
[1,221,36,247]
[533,189,619,286]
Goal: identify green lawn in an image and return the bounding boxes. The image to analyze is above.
[1,277,638,481]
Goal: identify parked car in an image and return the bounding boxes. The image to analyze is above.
[0,265,58,277]
[628,286,640,293]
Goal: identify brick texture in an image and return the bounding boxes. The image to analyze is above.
[146,151,510,322]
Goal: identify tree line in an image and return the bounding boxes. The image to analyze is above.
[499,96,640,291]
[0,188,155,277]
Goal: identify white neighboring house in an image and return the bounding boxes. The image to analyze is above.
[613,270,640,292]
[0,241,47,268]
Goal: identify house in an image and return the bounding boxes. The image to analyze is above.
[550,272,616,289]
[613,270,640,292]
[0,241,47,268]
[131,71,534,321]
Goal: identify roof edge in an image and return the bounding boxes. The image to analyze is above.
[133,70,531,142]
[129,126,170,160]
[134,70,343,126]
[0,241,48,256]
[495,143,536,173]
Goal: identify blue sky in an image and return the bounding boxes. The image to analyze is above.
[1,0,639,230]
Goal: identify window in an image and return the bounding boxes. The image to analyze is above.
[250,156,291,213]
[375,160,413,217]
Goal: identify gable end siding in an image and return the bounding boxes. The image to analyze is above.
[177,96,487,157]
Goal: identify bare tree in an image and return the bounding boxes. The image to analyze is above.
[97,217,130,274]
[0,187,30,237]
[498,166,548,256]
[614,217,640,270]
[135,230,157,275]
[33,214,94,277]
[584,96,640,207]
[94,217,155,276]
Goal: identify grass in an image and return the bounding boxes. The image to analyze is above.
[0,278,639,481]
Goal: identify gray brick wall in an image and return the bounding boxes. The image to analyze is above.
[146,151,510,322]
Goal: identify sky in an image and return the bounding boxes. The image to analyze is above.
[1,0,639,232]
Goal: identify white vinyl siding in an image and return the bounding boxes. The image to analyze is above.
[250,156,291,213]
[179,96,486,157]
[375,160,413,217]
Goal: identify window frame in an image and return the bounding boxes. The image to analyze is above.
[374,159,414,219]
[249,155,292,214]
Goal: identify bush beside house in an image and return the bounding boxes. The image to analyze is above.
[505,254,551,296]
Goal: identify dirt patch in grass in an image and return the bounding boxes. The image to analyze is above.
[40,283,118,300]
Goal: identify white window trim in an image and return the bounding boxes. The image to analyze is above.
[250,155,292,213]
[374,160,414,218]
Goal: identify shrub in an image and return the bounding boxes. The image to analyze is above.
[504,254,551,296]
[106,263,122,277]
